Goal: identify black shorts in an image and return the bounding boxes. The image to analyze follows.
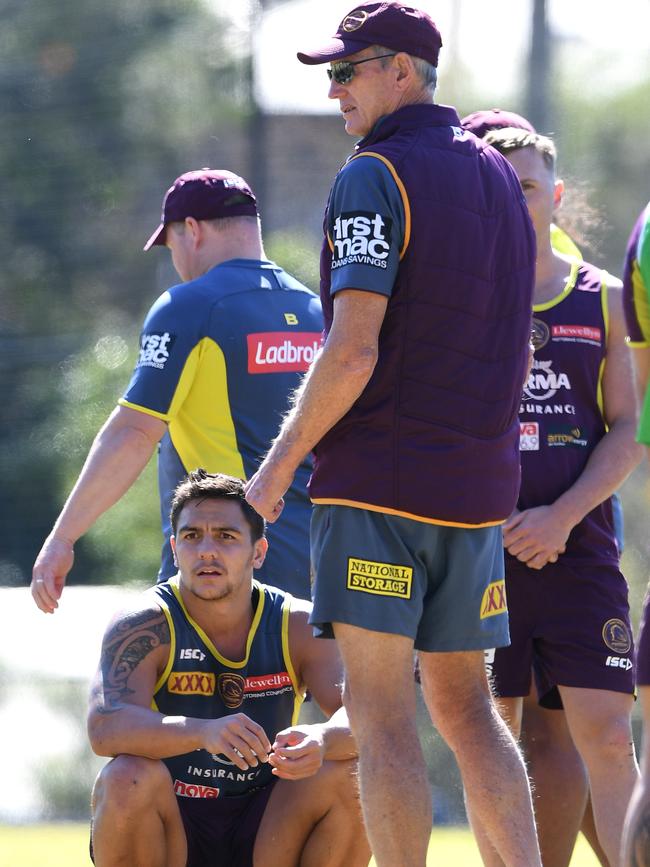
[90,780,276,867]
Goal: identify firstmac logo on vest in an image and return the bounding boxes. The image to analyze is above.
[137,332,176,369]
[247,332,321,374]
[331,211,392,270]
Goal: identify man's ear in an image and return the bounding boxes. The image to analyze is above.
[184,216,203,248]
[394,51,414,85]
[253,536,269,570]
[170,535,178,567]
[553,178,565,210]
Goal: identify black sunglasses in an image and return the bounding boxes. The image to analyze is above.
[327,53,397,85]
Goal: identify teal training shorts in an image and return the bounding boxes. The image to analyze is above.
[309,505,510,652]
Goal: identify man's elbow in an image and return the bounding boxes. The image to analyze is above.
[330,342,378,383]
[87,711,117,757]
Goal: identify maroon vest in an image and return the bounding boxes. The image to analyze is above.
[309,104,536,525]
[516,261,618,562]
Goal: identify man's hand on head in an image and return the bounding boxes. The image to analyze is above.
[31,535,74,613]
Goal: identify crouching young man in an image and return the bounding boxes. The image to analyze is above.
[87,470,369,867]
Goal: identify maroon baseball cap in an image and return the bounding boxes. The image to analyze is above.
[460,109,536,139]
[144,169,258,251]
[297,2,443,68]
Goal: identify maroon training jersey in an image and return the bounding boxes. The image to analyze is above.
[515,260,618,564]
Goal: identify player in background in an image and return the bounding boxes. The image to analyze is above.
[463,108,613,867]
[32,169,323,611]
[477,127,641,867]
[88,471,369,867]
[620,200,650,867]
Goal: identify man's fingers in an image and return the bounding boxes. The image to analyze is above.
[31,576,59,613]
[269,753,319,780]
[268,497,285,523]
[227,734,264,770]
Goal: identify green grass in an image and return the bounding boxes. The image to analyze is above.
[0,823,603,866]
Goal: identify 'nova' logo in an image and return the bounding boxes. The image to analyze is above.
[174,779,220,798]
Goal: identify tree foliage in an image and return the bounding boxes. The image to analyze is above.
[0,0,248,585]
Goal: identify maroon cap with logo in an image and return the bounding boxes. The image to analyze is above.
[144,169,258,251]
[297,2,443,68]
[460,109,536,139]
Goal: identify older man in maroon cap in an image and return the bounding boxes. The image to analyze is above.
[246,3,542,865]
[32,168,323,608]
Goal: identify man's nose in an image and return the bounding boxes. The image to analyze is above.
[328,78,346,100]
[198,537,219,558]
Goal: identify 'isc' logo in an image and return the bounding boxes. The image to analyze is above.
[605,656,633,670]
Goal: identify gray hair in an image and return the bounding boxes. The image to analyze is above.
[373,45,437,97]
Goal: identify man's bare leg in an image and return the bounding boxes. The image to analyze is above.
[581,795,611,867]
[461,696,523,867]
[91,755,187,867]
[560,686,638,866]
[334,624,431,867]
[254,758,370,867]
[521,696,592,867]
[622,687,650,866]
[420,652,541,867]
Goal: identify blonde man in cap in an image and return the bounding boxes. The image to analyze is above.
[32,169,323,608]
[246,3,542,865]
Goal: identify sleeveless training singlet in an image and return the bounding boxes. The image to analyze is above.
[152,580,304,799]
[516,260,618,564]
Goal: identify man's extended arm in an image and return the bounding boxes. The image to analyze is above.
[31,405,167,613]
[245,288,388,522]
[504,283,643,569]
[87,604,271,771]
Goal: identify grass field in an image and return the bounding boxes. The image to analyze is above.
[0,823,603,866]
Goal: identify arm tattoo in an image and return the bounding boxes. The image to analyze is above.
[94,608,170,715]
[630,801,650,867]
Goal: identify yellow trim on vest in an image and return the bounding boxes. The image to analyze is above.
[533,260,581,312]
[151,601,176,706]
[118,399,170,422]
[348,151,411,259]
[550,224,581,260]
[169,578,265,669]
[627,338,650,349]
[310,498,505,528]
[167,337,246,479]
[281,595,305,726]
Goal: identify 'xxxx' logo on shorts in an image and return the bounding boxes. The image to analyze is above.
[346,558,413,599]
[480,581,507,619]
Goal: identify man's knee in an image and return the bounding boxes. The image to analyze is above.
[93,755,171,815]
[574,712,635,762]
[323,757,361,805]
[421,653,496,741]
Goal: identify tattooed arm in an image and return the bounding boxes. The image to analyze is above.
[87,602,271,768]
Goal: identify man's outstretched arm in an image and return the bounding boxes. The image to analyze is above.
[245,288,388,522]
[31,405,166,612]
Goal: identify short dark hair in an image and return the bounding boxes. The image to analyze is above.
[170,469,266,541]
